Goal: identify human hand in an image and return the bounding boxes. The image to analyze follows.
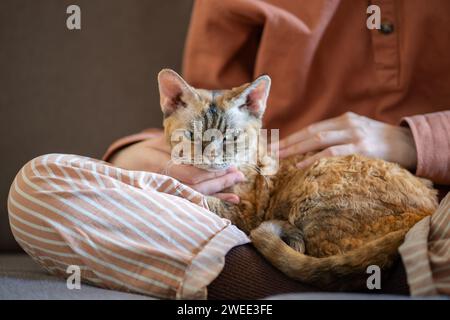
[110,135,245,203]
[278,112,417,170]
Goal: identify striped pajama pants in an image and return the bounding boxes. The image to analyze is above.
[7,154,249,299]
[7,154,450,298]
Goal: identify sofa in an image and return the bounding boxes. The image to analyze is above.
[0,0,192,299]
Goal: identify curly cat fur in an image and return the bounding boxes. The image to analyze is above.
[158,69,438,290]
[206,153,437,289]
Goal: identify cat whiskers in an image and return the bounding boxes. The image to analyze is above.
[238,163,271,188]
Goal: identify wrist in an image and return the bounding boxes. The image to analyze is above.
[402,127,418,170]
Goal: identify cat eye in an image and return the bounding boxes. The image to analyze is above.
[223,135,239,142]
[184,131,193,139]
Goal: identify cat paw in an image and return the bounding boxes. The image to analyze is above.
[277,221,306,254]
[288,237,306,253]
[252,220,306,253]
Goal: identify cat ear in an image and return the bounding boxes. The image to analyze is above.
[236,75,271,118]
[157,69,196,117]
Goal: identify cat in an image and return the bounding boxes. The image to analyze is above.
[157,68,438,290]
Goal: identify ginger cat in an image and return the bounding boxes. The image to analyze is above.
[157,69,438,290]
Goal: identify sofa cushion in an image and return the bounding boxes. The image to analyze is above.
[0,0,193,251]
[0,254,153,300]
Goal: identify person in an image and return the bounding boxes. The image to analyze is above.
[8,0,450,299]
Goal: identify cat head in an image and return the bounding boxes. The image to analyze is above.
[158,68,271,171]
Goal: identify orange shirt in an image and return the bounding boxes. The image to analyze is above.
[105,0,450,185]
[181,0,450,184]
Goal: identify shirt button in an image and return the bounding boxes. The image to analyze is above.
[379,22,394,35]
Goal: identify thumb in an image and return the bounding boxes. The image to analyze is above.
[213,193,240,204]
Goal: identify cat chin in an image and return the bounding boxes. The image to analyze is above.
[194,163,232,172]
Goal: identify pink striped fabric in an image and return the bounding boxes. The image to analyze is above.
[7,154,249,299]
[399,192,450,296]
[7,153,449,298]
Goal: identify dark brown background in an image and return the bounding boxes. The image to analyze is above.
[0,0,193,251]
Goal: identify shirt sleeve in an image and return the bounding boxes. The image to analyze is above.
[401,111,450,185]
[102,128,164,162]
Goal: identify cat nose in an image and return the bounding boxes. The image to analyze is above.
[206,149,219,162]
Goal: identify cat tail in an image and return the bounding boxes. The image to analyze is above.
[250,220,408,290]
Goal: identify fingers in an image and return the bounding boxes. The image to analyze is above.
[145,136,234,183]
[296,144,355,169]
[189,171,246,195]
[278,112,362,150]
[278,129,354,158]
[279,115,348,149]
[214,193,240,204]
[171,165,237,185]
